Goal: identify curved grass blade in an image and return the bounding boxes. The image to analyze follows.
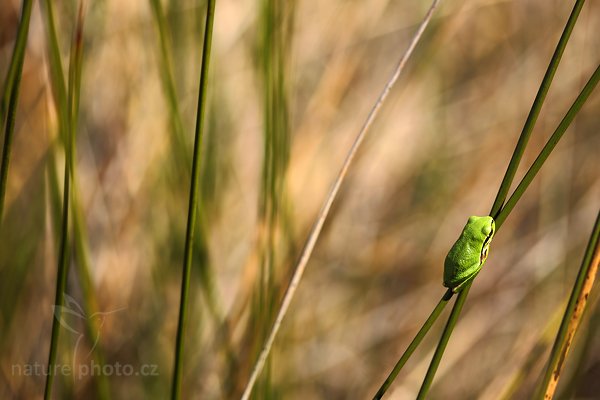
[170,1,218,398]
[0,0,34,224]
[240,2,443,398]
[535,211,600,399]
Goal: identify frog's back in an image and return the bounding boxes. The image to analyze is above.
[443,230,481,289]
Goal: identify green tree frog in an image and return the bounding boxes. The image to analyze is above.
[443,216,495,293]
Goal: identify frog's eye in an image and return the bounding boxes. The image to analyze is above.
[482,223,493,236]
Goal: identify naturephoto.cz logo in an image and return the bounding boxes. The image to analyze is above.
[12,294,159,378]
[11,361,159,378]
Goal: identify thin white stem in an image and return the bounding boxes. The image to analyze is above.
[241,1,443,398]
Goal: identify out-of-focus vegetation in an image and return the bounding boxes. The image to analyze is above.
[0,0,598,399]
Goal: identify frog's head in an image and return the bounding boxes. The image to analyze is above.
[467,216,495,264]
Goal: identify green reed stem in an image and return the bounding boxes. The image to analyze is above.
[150,0,230,391]
[373,3,592,397]
[411,62,599,398]
[373,289,453,399]
[489,0,586,218]
[149,0,225,337]
[495,64,599,229]
[0,0,33,225]
[534,211,600,399]
[412,62,599,398]
[416,284,471,399]
[44,4,85,398]
[171,1,217,398]
[414,4,595,394]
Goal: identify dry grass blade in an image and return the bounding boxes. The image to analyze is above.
[240,1,443,398]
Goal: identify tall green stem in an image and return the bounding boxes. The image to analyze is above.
[489,0,586,218]
[170,1,217,398]
[412,63,600,398]
[416,284,471,399]
[495,64,600,229]
[371,2,592,397]
[373,289,453,399]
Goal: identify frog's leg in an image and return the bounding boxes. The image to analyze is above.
[452,268,482,293]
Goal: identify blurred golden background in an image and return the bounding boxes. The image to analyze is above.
[0,0,599,398]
